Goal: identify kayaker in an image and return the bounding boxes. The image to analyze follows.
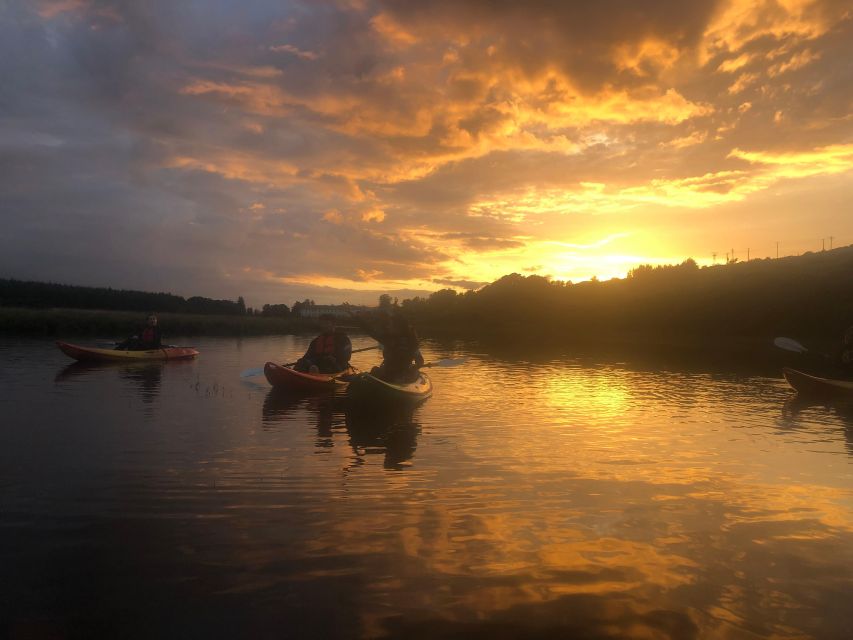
[350,308,424,382]
[116,314,162,351]
[840,326,853,370]
[295,313,352,374]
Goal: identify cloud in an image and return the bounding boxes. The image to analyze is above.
[269,43,319,60]
[438,232,526,251]
[431,278,488,290]
[0,0,852,305]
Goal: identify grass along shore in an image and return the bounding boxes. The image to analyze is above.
[0,307,316,337]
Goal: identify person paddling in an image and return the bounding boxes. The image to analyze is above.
[295,313,352,374]
[350,308,424,383]
[116,314,162,351]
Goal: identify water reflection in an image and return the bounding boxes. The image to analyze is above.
[262,390,420,469]
[345,404,419,470]
[55,361,164,402]
[781,395,853,456]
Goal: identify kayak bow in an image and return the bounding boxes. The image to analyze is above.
[782,367,853,397]
[347,371,432,405]
[263,362,354,392]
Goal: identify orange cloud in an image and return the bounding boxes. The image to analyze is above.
[702,0,837,61]
[370,12,420,47]
[729,144,853,176]
[768,48,822,76]
[165,154,298,184]
[179,80,291,117]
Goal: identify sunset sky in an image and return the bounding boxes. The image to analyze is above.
[1,0,851,306]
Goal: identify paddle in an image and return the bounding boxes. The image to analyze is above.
[418,357,468,368]
[774,337,833,363]
[774,337,808,354]
[240,344,379,378]
[328,357,468,382]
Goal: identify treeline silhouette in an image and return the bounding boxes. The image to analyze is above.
[3,245,851,343]
[399,245,853,346]
[0,279,254,316]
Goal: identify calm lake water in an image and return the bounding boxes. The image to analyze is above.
[2,335,853,639]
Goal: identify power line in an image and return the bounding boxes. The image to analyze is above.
[710,235,848,263]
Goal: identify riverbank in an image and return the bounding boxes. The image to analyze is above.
[1,305,828,360]
[0,307,316,337]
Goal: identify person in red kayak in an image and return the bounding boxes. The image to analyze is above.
[295,313,352,374]
[116,314,162,351]
[350,308,424,383]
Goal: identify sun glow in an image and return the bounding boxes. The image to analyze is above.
[20,0,853,305]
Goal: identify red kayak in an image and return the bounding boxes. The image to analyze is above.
[57,341,199,362]
[263,362,355,392]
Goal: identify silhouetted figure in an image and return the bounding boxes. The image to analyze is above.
[295,314,352,374]
[839,325,853,373]
[116,314,162,351]
[351,309,424,382]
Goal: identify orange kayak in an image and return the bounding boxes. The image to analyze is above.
[57,341,199,362]
[263,362,354,392]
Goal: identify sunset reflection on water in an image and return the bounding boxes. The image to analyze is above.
[1,336,852,638]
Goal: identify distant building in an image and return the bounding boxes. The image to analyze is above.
[294,304,370,319]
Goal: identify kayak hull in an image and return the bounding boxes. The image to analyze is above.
[57,341,199,362]
[264,362,354,392]
[347,372,432,405]
[783,367,853,397]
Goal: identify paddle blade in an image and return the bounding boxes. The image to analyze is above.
[774,337,808,354]
[240,367,265,378]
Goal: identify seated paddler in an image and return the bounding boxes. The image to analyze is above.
[116,314,162,351]
[350,308,424,383]
[295,313,352,374]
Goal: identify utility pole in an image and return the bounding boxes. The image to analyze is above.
[830,236,834,250]
[776,241,779,259]
[747,248,750,262]
[712,252,717,264]
[731,248,735,263]
[822,238,825,251]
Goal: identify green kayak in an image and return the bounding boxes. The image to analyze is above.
[783,367,853,397]
[347,371,432,405]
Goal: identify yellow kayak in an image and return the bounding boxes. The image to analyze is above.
[57,341,199,362]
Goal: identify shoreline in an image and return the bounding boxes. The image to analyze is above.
[0,306,314,337]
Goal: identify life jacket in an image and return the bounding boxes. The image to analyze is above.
[312,332,336,357]
[141,327,157,343]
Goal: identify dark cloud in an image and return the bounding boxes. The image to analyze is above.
[432,278,488,290]
[438,232,525,251]
[378,0,720,91]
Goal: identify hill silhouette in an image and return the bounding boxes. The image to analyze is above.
[399,245,853,348]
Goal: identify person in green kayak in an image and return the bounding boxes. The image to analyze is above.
[116,314,162,351]
[350,308,424,383]
[295,313,353,374]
